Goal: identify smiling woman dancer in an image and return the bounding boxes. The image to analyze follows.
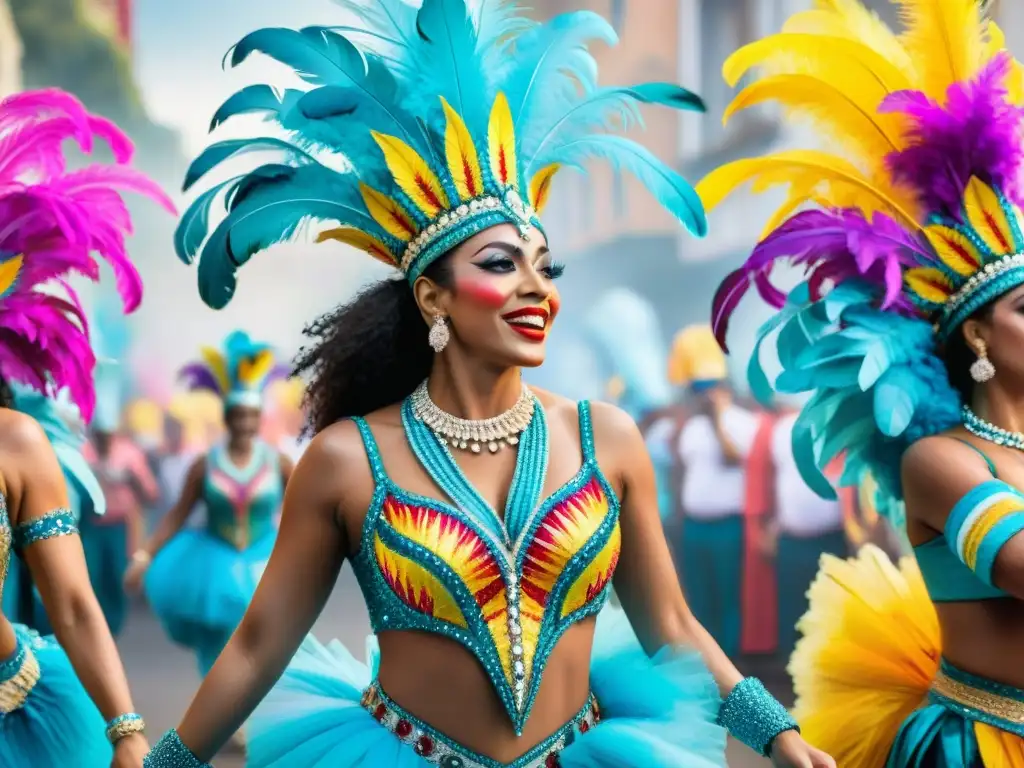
[699,0,1024,765]
[142,2,833,768]
[0,88,173,766]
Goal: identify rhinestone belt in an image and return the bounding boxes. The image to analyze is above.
[931,662,1024,736]
[0,642,40,715]
[360,682,601,767]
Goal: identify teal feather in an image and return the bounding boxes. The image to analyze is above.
[175,175,246,264]
[857,340,892,390]
[182,138,316,192]
[873,367,920,437]
[228,26,367,86]
[209,85,305,132]
[533,134,705,236]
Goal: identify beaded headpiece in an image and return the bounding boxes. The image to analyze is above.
[175,0,706,306]
[698,0,1023,520]
[178,331,289,409]
[0,89,173,422]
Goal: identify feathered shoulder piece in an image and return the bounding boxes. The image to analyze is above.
[11,385,105,516]
[696,1,1024,510]
[179,330,289,409]
[176,0,706,308]
[0,88,175,422]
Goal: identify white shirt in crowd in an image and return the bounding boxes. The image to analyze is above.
[771,413,844,537]
[677,404,760,520]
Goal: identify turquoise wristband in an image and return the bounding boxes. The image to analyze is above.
[716,677,799,757]
[106,712,145,743]
[144,730,211,768]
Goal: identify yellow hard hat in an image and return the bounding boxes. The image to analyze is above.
[667,325,727,386]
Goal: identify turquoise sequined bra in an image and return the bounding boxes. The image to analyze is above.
[203,440,281,550]
[349,398,622,735]
[0,496,78,600]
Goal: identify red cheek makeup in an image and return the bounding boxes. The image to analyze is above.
[454,277,510,309]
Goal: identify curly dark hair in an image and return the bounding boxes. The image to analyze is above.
[294,256,454,434]
[940,303,995,404]
[0,377,11,410]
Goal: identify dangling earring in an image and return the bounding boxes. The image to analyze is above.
[970,341,996,383]
[428,314,450,353]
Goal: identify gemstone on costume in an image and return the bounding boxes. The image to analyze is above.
[579,719,589,733]
[440,757,466,767]
[545,753,561,768]
[396,718,413,737]
[374,703,387,721]
[415,735,435,755]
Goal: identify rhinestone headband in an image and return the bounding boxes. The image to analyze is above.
[938,252,1024,338]
[401,187,542,282]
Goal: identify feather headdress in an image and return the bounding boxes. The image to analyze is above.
[175,0,706,307]
[0,88,175,422]
[179,330,289,409]
[698,1,1022,512]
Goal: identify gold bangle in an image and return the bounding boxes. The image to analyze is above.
[106,713,145,743]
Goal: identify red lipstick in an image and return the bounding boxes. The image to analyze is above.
[501,306,549,341]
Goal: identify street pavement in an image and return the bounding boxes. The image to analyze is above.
[119,565,775,768]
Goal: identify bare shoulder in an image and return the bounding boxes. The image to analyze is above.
[532,387,579,431]
[901,433,997,528]
[305,418,375,476]
[0,407,53,458]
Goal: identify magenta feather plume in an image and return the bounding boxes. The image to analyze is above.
[711,208,923,350]
[881,53,1024,216]
[0,88,176,420]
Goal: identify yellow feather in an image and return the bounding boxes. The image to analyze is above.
[359,183,417,242]
[487,93,518,189]
[904,266,953,304]
[371,131,450,218]
[696,150,920,229]
[200,347,231,394]
[0,253,23,298]
[723,34,912,93]
[785,1,914,79]
[238,349,274,387]
[895,0,984,99]
[440,97,484,201]
[317,227,398,266]
[985,23,1024,105]
[528,164,560,213]
[963,176,1016,256]
[923,224,982,276]
[724,75,904,161]
[789,547,939,768]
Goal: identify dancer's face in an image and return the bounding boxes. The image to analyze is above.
[417,224,562,368]
[225,405,261,443]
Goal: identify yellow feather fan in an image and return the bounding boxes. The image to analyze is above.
[441,97,485,201]
[895,0,986,100]
[488,93,518,190]
[371,132,450,218]
[200,347,231,394]
[359,184,417,243]
[317,227,398,266]
[789,546,940,767]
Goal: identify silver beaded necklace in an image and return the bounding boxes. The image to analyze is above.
[410,379,535,453]
[962,405,1024,451]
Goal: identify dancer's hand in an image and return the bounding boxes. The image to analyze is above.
[770,730,836,768]
[123,553,149,594]
[111,732,149,767]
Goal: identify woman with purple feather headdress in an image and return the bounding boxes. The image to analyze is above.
[698,0,1024,765]
[0,87,175,766]
[124,331,293,749]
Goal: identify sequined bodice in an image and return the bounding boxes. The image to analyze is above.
[349,400,622,734]
[204,441,281,550]
[0,502,10,598]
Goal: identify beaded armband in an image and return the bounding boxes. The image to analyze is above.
[944,480,1024,587]
[716,677,798,757]
[12,508,77,549]
[144,730,212,768]
[106,713,145,743]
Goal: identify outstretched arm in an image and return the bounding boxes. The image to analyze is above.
[591,403,834,767]
[2,412,145,757]
[157,424,352,761]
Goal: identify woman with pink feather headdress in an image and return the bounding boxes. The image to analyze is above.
[0,88,174,766]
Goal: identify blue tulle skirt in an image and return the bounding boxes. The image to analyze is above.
[144,528,274,649]
[247,609,727,767]
[0,624,111,767]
